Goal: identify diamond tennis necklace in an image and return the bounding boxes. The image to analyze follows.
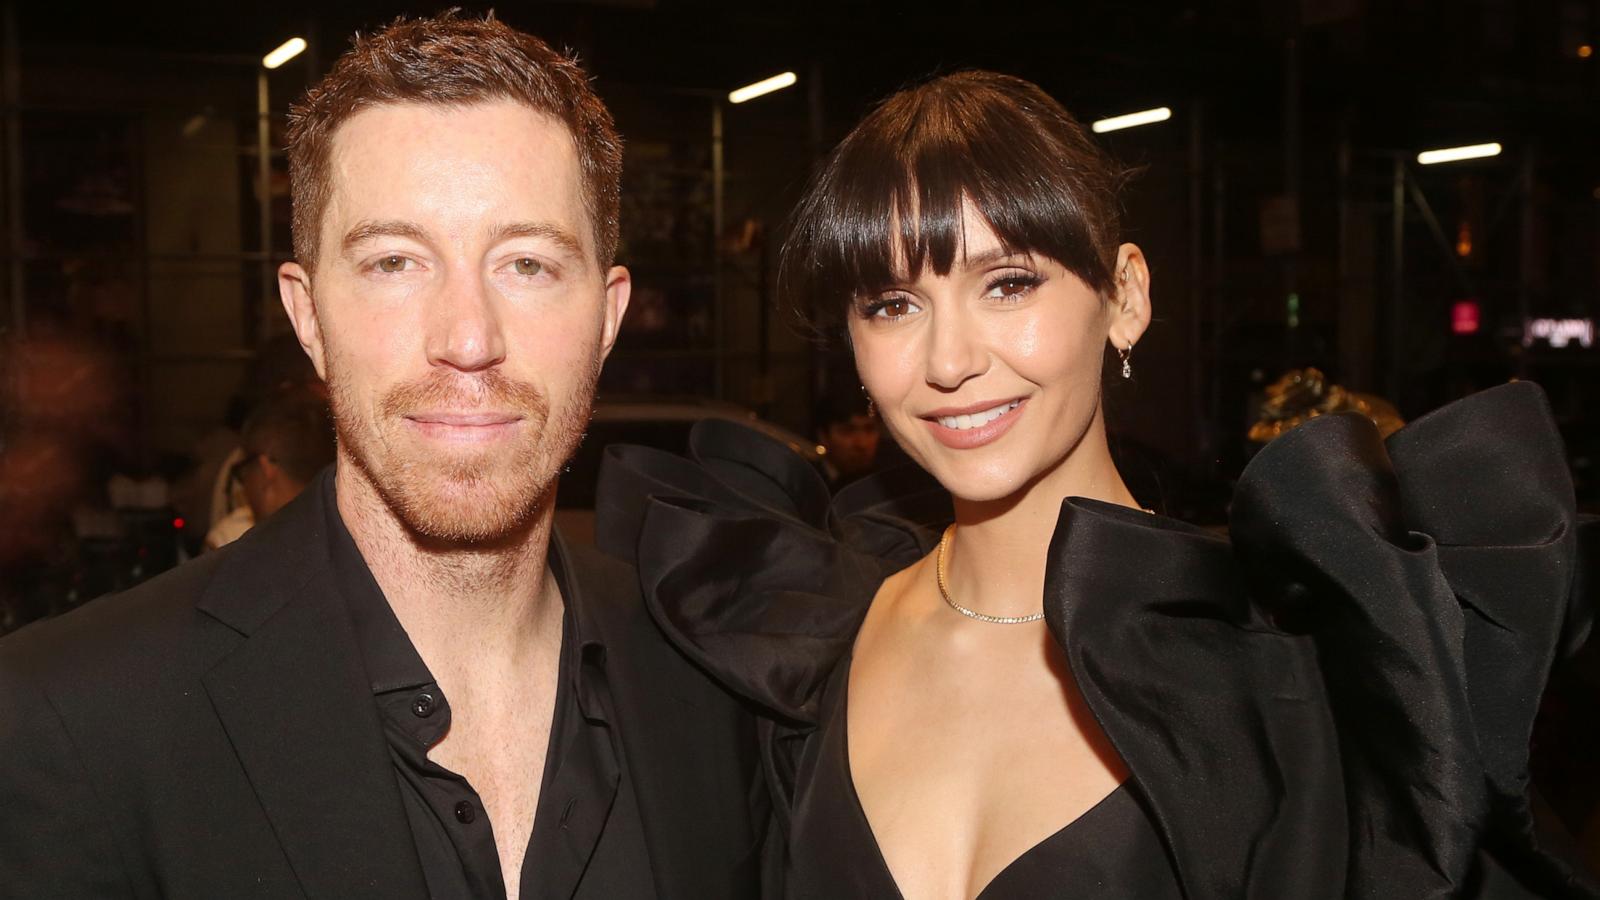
[934,524,1045,625]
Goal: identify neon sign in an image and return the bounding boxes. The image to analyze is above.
[1522,318,1595,349]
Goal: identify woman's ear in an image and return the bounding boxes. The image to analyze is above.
[1108,243,1152,352]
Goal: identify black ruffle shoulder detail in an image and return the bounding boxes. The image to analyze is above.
[598,383,1598,898]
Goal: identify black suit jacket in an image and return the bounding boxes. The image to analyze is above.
[0,477,765,899]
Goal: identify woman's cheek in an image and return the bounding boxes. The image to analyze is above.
[1011,310,1044,359]
[851,330,909,402]
[990,309,1047,382]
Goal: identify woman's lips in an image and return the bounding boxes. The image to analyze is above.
[920,398,1026,450]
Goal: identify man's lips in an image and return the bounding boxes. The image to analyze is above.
[403,411,524,442]
[406,411,522,427]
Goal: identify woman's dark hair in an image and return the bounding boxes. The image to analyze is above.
[780,70,1128,335]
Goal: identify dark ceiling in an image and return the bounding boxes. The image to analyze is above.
[16,1,1597,156]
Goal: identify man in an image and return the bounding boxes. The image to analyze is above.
[814,388,882,488]
[0,13,764,899]
[205,389,336,550]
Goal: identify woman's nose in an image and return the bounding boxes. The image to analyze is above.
[924,305,986,389]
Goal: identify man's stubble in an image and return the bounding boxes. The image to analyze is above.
[324,337,600,545]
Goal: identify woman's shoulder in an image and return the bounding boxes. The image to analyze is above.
[1048,381,1598,897]
[594,416,945,724]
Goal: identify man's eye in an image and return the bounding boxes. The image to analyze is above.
[513,258,543,277]
[375,255,408,274]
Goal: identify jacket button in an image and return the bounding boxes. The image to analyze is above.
[411,692,436,718]
[454,801,476,824]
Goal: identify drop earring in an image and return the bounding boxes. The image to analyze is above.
[1119,343,1133,379]
[861,385,876,417]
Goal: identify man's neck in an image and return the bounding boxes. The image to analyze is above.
[333,461,564,677]
[334,462,566,898]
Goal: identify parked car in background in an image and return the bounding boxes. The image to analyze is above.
[554,397,823,545]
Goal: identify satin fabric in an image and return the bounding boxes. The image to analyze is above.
[782,650,1182,898]
[596,382,1598,898]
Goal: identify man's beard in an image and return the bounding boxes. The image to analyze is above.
[327,358,598,544]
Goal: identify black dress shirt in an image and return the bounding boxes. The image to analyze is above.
[324,487,654,900]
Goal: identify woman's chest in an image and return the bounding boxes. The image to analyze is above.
[837,640,1130,897]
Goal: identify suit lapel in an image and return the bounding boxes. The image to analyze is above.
[199,477,427,900]
[535,656,621,900]
[588,574,759,899]
[597,630,696,895]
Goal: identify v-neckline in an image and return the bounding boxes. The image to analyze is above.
[835,653,1131,900]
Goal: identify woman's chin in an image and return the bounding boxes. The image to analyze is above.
[926,461,1037,506]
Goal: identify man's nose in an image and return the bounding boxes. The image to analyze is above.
[424,269,507,372]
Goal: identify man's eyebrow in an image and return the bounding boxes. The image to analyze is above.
[490,221,586,261]
[341,220,428,256]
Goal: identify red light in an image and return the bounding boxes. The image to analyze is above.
[1451,300,1480,335]
[172,517,186,530]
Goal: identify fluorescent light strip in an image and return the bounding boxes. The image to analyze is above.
[263,37,307,70]
[728,72,797,104]
[1417,142,1502,165]
[1091,107,1172,134]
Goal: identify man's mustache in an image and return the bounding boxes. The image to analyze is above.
[378,369,547,420]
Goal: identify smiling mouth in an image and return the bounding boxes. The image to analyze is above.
[931,400,1022,431]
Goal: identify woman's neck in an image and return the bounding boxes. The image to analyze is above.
[942,415,1138,621]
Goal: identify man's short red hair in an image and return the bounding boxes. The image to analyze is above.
[285,10,622,271]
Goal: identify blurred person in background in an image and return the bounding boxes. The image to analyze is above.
[172,333,327,548]
[0,12,764,899]
[204,389,335,550]
[814,386,881,489]
[0,318,133,632]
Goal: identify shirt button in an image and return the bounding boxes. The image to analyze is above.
[411,692,436,718]
[454,801,476,824]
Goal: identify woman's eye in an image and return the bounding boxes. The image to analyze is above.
[375,255,409,274]
[985,275,1040,301]
[512,258,543,277]
[871,296,916,320]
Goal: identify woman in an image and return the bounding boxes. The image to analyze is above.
[598,71,1598,898]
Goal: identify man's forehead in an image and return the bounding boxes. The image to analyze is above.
[321,100,589,240]
[331,97,573,150]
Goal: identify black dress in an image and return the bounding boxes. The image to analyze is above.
[783,655,1182,898]
[597,382,1600,899]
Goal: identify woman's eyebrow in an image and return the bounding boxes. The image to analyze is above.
[959,247,1029,268]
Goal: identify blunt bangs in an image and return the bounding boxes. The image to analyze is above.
[781,70,1126,335]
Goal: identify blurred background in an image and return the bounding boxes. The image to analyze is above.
[0,0,1597,867]
[2,0,1598,581]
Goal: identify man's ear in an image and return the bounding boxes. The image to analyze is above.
[1107,243,1153,352]
[599,265,633,360]
[278,261,328,380]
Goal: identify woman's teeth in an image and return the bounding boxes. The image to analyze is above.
[938,400,1020,430]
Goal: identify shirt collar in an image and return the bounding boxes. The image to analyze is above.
[322,472,611,725]
[544,527,613,725]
